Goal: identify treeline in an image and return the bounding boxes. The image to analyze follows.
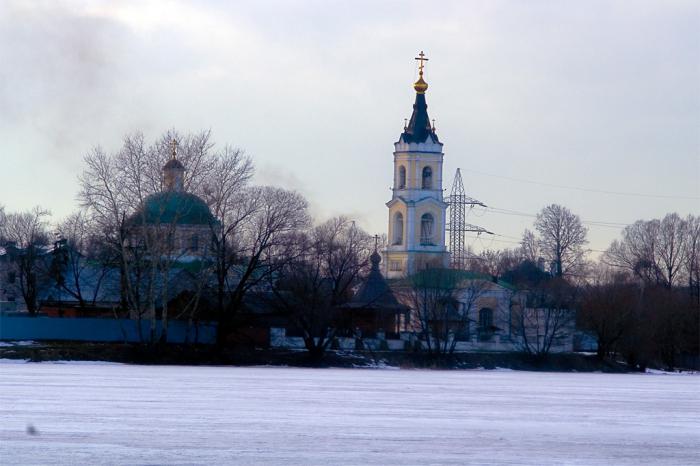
[467,209,699,370]
[1,130,697,368]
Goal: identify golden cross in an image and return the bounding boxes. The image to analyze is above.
[171,139,178,159]
[415,50,429,74]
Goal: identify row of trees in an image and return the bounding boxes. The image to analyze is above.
[465,207,699,369]
[472,206,699,294]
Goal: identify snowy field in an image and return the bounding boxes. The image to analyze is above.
[1,362,698,465]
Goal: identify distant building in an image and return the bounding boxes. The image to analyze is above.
[396,269,576,353]
[339,249,410,337]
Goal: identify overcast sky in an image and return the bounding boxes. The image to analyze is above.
[1,0,698,254]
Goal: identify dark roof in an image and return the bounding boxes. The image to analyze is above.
[163,158,185,170]
[343,252,408,311]
[399,92,440,144]
[130,192,215,226]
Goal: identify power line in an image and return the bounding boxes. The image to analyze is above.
[486,206,630,229]
[461,168,700,200]
[466,234,608,254]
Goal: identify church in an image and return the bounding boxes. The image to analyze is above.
[129,141,215,260]
[384,52,449,278]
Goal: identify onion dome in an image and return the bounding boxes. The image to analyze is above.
[131,192,215,226]
[343,249,408,311]
[164,158,184,170]
[370,250,382,267]
[413,75,428,94]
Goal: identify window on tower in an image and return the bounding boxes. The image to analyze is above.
[420,213,434,245]
[393,212,404,245]
[398,166,406,189]
[422,166,433,189]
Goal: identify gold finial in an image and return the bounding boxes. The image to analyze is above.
[413,50,429,94]
[432,119,436,131]
[404,118,408,130]
[170,139,178,160]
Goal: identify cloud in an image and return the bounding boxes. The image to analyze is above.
[0,0,697,253]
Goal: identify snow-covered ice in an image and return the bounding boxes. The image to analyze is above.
[1,363,698,465]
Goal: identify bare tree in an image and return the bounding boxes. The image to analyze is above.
[315,217,373,305]
[475,248,523,278]
[511,277,577,356]
[605,219,661,284]
[579,266,637,359]
[401,269,488,356]
[605,213,689,288]
[214,186,310,344]
[533,204,588,278]
[271,217,373,358]
[0,207,52,314]
[520,229,540,263]
[684,215,700,304]
[657,213,687,288]
[201,147,256,333]
[79,143,161,339]
[53,211,114,308]
[271,234,335,359]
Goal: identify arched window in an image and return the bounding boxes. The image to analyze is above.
[420,213,434,245]
[422,166,433,189]
[393,212,404,245]
[398,166,406,189]
[190,234,199,252]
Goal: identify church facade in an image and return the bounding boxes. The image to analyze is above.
[385,53,449,278]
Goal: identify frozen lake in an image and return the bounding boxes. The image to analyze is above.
[1,362,698,465]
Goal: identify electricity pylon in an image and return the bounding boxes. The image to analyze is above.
[446,168,493,270]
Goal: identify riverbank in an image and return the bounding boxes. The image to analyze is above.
[0,341,635,372]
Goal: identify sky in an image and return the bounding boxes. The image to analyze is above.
[1,0,698,255]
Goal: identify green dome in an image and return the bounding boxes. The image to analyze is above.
[132,192,215,226]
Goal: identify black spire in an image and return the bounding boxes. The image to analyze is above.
[400,51,439,144]
[400,93,439,144]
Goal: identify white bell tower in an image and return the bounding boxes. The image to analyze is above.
[385,52,449,278]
